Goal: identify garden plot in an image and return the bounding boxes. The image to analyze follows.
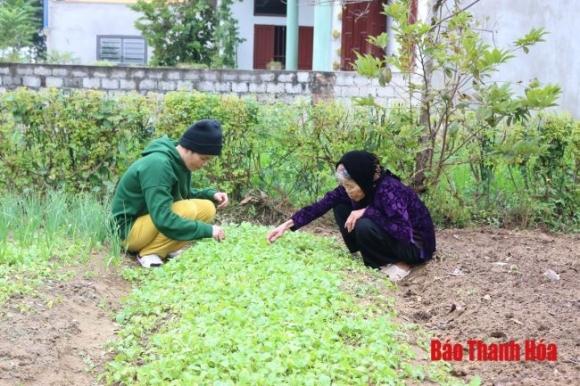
[0,224,577,385]
[105,224,457,385]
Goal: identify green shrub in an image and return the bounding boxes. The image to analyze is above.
[0,88,577,231]
[156,92,260,199]
[0,89,153,195]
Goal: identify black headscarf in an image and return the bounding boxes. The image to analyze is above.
[336,150,399,203]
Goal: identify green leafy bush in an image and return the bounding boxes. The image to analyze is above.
[0,89,154,195]
[156,92,260,199]
[490,114,580,229]
[0,88,577,230]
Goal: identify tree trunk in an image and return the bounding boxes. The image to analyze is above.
[410,0,441,193]
[412,61,434,193]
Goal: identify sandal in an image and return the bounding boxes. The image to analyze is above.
[381,264,411,282]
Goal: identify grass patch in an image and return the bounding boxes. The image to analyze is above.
[0,190,121,305]
[106,223,461,385]
[0,237,88,305]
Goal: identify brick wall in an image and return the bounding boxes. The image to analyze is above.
[0,63,402,104]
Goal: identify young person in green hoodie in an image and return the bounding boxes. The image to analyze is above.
[111,119,228,268]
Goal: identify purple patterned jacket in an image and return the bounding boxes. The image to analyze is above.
[290,175,436,260]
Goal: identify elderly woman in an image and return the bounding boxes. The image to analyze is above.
[267,150,436,281]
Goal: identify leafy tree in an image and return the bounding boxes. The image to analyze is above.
[131,0,242,67]
[212,0,244,68]
[355,0,560,193]
[32,0,46,60]
[0,0,40,60]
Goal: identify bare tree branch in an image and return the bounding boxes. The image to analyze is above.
[429,0,482,31]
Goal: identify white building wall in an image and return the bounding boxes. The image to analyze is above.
[469,0,579,117]
[47,0,150,64]
[232,0,315,70]
[47,0,318,70]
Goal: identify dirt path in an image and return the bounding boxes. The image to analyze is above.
[0,254,130,386]
[396,228,580,385]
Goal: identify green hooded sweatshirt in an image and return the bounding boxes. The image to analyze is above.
[111,136,216,242]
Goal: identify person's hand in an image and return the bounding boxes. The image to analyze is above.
[213,192,229,209]
[212,225,225,242]
[267,220,293,244]
[345,208,366,233]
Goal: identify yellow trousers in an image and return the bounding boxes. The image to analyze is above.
[125,199,216,258]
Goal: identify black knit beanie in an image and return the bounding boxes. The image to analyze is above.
[179,119,223,155]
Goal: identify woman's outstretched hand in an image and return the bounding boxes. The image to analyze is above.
[267,220,294,243]
[345,208,366,233]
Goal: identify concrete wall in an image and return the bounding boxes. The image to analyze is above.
[470,0,580,117]
[0,64,403,104]
[231,0,315,70]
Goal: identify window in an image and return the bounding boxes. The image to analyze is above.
[254,0,286,16]
[97,36,147,64]
[273,26,286,64]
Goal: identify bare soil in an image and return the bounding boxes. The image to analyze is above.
[0,254,130,386]
[396,228,580,385]
[0,227,578,385]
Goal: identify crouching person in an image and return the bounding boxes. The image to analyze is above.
[267,150,436,281]
[111,119,228,268]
